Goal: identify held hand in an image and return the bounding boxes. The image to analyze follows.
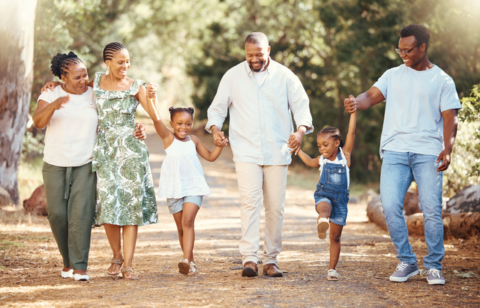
[214,135,229,147]
[52,94,70,110]
[344,94,357,114]
[287,131,304,155]
[212,128,226,144]
[436,149,452,172]
[134,123,147,140]
[41,81,62,93]
[146,83,157,99]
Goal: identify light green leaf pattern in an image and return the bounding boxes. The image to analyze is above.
[92,72,158,227]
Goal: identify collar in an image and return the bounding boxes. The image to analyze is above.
[245,57,273,76]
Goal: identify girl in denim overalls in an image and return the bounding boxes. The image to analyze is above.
[297,110,356,281]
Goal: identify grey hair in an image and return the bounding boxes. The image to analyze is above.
[245,32,269,46]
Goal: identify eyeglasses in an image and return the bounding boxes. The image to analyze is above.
[395,43,424,56]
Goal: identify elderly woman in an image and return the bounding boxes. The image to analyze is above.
[34,52,146,281]
[43,43,160,280]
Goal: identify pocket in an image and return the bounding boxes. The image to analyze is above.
[325,167,345,186]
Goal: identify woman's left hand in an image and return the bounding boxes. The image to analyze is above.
[134,123,147,140]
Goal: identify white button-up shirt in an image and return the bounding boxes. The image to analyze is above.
[206,60,313,165]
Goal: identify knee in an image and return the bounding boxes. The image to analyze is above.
[182,217,195,229]
[178,228,184,237]
[330,232,341,244]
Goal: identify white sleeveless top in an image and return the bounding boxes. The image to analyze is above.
[319,147,350,188]
[158,137,210,198]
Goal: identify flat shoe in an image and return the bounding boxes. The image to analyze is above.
[107,258,124,275]
[178,259,190,275]
[74,274,90,281]
[317,217,330,239]
[61,269,73,278]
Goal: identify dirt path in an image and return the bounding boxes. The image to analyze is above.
[1,129,479,307]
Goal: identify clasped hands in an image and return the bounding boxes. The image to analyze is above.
[210,126,229,148]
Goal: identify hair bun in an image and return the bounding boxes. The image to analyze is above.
[50,51,81,78]
[187,107,194,114]
[169,107,176,113]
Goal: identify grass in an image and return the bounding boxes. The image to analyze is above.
[17,156,44,203]
[287,164,379,198]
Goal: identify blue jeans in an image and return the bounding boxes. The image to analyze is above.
[380,151,444,270]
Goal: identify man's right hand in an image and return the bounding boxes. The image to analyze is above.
[344,94,357,114]
[41,81,63,93]
[52,95,70,110]
[211,125,227,146]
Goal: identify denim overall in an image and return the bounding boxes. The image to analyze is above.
[313,147,350,226]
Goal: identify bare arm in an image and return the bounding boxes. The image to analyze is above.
[32,95,70,129]
[136,85,174,147]
[191,135,224,162]
[344,87,385,112]
[297,150,321,168]
[341,111,357,168]
[436,109,458,172]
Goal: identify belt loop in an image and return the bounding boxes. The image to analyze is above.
[64,167,72,199]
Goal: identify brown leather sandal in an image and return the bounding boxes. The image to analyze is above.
[107,258,124,275]
[121,267,139,280]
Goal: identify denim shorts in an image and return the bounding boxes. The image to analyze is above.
[167,196,203,214]
[314,185,349,226]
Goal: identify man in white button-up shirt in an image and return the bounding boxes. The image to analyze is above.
[206,32,313,277]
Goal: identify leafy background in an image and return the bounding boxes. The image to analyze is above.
[28,0,480,195]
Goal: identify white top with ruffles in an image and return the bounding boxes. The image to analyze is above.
[158,137,210,199]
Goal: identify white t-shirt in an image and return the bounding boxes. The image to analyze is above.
[253,70,267,86]
[37,86,98,167]
[373,64,462,158]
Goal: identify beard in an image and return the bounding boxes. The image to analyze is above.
[248,60,266,72]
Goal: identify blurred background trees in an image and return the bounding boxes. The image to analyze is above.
[16,0,480,202]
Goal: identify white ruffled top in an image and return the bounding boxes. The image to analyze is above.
[158,137,210,199]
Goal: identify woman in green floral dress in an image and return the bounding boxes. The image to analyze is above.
[92,42,159,280]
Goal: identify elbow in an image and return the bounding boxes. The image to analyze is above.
[32,118,45,129]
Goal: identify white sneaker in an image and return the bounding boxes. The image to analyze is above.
[73,273,89,281]
[188,262,198,276]
[317,217,330,239]
[61,269,73,278]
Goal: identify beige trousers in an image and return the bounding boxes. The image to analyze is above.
[235,162,288,265]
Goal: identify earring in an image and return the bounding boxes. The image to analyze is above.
[106,67,110,75]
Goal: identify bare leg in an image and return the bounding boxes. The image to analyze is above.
[173,211,184,253]
[104,223,123,274]
[182,202,199,262]
[122,225,138,268]
[316,201,332,218]
[328,223,344,270]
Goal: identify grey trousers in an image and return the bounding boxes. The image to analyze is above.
[42,162,96,270]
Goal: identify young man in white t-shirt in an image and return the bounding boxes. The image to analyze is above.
[344,25,461,285]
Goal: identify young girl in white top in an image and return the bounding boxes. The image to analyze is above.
[155,107,228,275]
[297,106,356,281]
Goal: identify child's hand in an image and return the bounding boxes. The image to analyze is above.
[214,136,229,147]
[146,83,157,99]
[344,95,357,114]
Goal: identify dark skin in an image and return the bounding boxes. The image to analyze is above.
[343,35,458,172]
[34,62,147,277]
[297,111,356,271]
[211,40,307,152]
[154,110,227,268]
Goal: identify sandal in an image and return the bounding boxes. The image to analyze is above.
[121,267,139,280]
[178,259,190,275]
[327,269,339,281]
[107,258,124,275]
[188,262,198,276]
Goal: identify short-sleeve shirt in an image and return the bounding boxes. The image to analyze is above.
[373,64,462,158]
[37,86,98,167]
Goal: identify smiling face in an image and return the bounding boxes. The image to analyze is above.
[61,62,89,94]
[317,133,340,161]
[245,42,271,72]
[170,111,193,139]
[398,35,426,68]
[105,48,130,79]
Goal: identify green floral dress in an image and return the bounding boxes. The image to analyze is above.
[92,72,158,226]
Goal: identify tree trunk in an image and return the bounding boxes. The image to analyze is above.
[0,0,37,205]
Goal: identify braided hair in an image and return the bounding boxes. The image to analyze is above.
[319,126,344,148]
[169,107,194,120]
[103,42,126,62]
[50,52,83,78]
